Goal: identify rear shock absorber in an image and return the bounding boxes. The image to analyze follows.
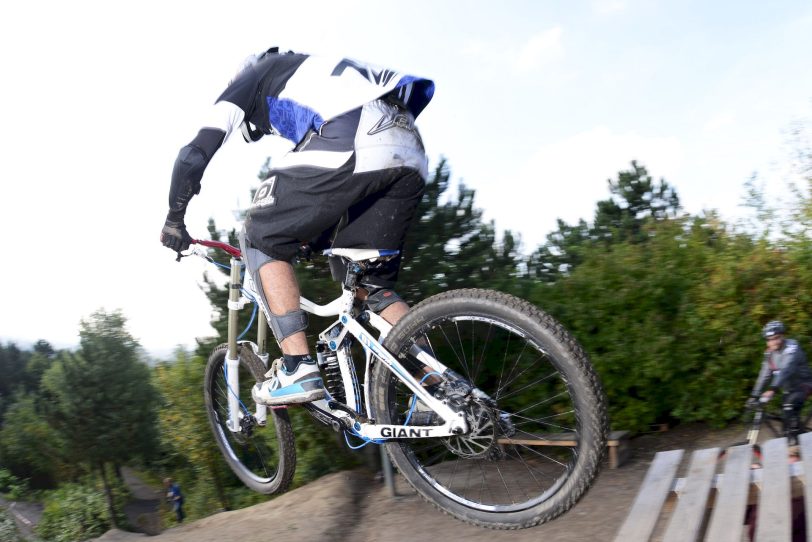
[316,340,346,403]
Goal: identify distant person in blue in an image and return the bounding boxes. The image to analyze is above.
[164,477,185,523]
[748,321,812,445]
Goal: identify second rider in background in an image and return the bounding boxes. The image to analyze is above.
[747,320,812,445]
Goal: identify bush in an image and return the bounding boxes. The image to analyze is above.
[0,470,26,501]
[35,478,127,542]
[0,508,23,542]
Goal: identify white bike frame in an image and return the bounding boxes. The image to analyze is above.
[195,244,469,441]
[300,287,469,439]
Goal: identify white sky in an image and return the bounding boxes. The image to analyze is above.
[1,1,811,357]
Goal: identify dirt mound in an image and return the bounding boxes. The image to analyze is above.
[93,470,373,542]
[93,467,633,542]
[91,423,748,542]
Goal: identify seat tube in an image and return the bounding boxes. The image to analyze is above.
[226,257,241,431]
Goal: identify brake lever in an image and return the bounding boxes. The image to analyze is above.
[175,244,204,262]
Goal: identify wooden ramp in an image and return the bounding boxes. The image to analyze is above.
[498,429,631,468]
[614,434,812,541]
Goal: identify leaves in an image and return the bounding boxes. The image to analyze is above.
[41,311,160,466]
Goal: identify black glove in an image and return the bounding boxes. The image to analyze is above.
[161,218,193,253]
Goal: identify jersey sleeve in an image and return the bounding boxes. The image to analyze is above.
[751,358,772,395]
[200,100,245,144]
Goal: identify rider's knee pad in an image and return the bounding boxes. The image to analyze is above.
[268,309,309,342]
[238,230,308,342]
[365,287,403,314]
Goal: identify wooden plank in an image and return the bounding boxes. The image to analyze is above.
[497,432,578,446]
[609,430,630,441]
[800,432,812,542]
[756,437,791,541]
[662,447,719,542]
[705,444,753,542]
[498,430,628,448]
[613,448,684,542]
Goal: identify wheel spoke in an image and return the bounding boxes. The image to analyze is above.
[376,292,606,526]
[204,346,293,493]
[473,322,494,383]
[392,317,581,509]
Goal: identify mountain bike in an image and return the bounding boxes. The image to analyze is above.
[718,396,812,466]
[184,237,608,529]
[739,397,812,446]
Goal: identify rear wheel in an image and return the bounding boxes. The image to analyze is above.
[370,289,608,529]
[204,343,296,494]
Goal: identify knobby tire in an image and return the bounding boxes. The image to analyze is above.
[370,289,608,529]
[204,343,296,494]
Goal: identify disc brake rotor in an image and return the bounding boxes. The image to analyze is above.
[443,401,498,459]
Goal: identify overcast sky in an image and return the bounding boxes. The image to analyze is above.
[1,1,811,357]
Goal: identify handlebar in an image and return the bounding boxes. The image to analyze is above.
[191,239,242,259]
[182,237,313,262]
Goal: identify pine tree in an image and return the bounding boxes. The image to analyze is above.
[41,310,159,526]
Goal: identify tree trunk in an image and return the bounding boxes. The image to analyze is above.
[98,462,118,528]
[207,457,230,511]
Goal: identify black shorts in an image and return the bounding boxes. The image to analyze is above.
[244,99,427,288]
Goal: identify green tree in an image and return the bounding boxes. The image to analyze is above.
[528,204,812,431]
[41,310,160,526]
[153,348,235,514]
[591,160,680,244]
[398,158,525,301]
[0,343,29,419]
[529,161,680,282]
[0,392,65,488]
[25,340,57,391]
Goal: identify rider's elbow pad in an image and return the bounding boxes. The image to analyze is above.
[167,128,226,221]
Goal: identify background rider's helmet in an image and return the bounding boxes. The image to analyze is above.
[762,320,786,339]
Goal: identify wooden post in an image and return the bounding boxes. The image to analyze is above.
[380,446,397,497]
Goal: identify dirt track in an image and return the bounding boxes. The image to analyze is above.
[89,423,749,542]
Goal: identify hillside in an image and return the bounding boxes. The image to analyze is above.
[90,423,745,542]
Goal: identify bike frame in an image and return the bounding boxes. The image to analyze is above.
[192,240,469,440]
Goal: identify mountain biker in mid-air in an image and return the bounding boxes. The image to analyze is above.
[747,320,812,445]
[159,47,434,406]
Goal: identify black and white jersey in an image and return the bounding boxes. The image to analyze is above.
[204,50,434,147]
[166,50,433,223]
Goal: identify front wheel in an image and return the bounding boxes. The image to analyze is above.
[204,343,296,494]
[370,289,608,529]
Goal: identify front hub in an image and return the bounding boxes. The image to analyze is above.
[443,401,498,459]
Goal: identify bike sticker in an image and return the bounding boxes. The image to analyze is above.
[380,427,435,438]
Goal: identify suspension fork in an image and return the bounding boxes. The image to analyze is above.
[226,257,242,432]
[747,408,763,445]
